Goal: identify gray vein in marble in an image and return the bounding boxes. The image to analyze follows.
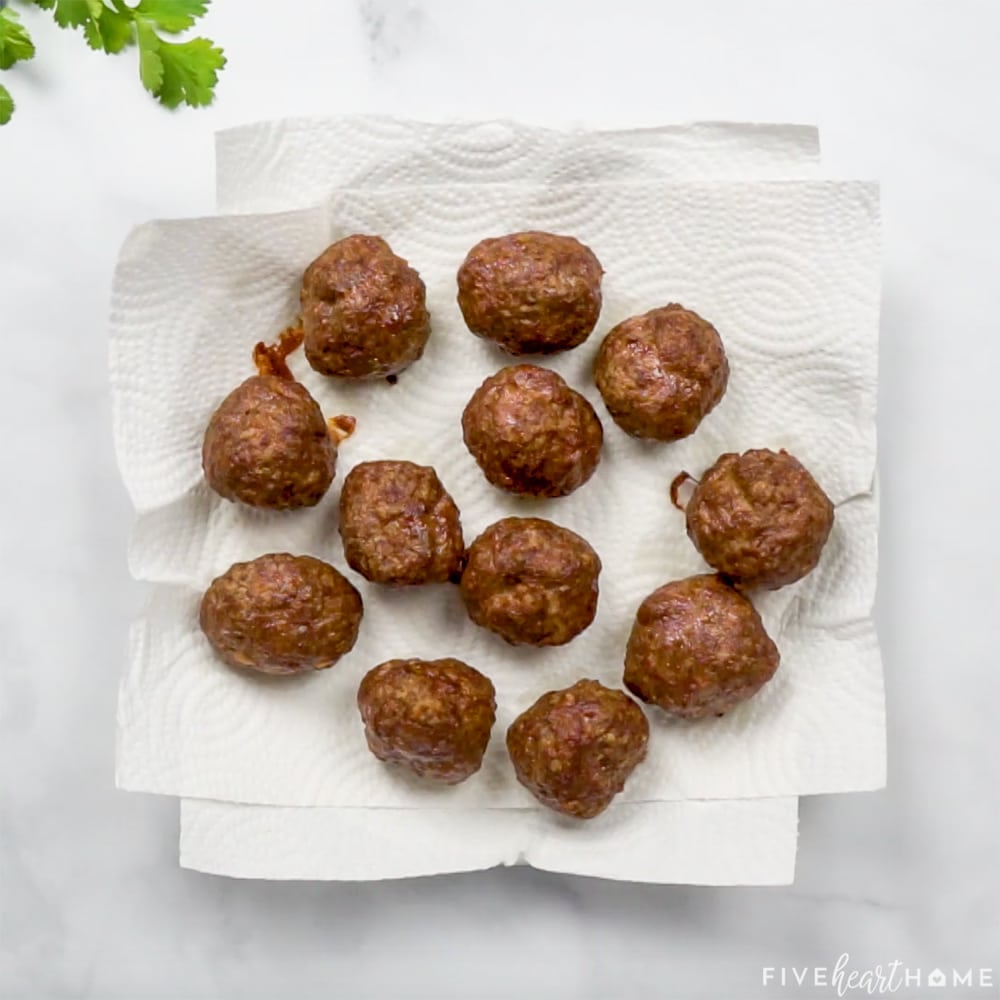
[359,0,424,66]
[787,889,910,913]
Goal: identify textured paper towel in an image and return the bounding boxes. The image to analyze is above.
[113,178,883,808]
[179,796,798,884]
[215,117,821,214]
[176,120,818,884]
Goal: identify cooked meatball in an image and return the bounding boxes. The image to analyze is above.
[339,460,465,586]
[624,574,779,719]
[457,231,603,355]
[301,234,431,379]
[676,448,835,590]
[203,375,343,510]
[462,365,603,497]
[507,679,649,819]
[594,304,729,441]
[460,517,600,646]
[200,554,363,676]
[357,658,496,784]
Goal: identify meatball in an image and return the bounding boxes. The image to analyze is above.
[624,574,779,719]
[357,658,496,784]
[460,517,601,646]
[507,680,649,819]
[301,234,431,379]
[203,375,347,510]
[457,231,603,355]
[339,460,465,586]
[594,304,729,441]
[676,448,835,590]
[462,365,603,498]
[200,553,363,676]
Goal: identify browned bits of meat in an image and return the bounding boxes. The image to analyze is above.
[506,679,649,819]
[456,231,604,355]
[460,517,601,647]
[339,460,465,586]
[680,448,835,590]
[202,375,337,510]
[593,304,729,441]
[357,658,496,784]
[300,234,431,379]
[252,324,305,381]
[624,574,779,720]
[200,553,363,676]
[462,365,603,498]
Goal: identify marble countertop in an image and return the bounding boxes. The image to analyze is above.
[2,1,998,997]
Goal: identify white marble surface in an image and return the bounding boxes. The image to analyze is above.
[1,1,998,997]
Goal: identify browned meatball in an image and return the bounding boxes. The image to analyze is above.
[624,574,779,719]
[507,680,649,819]
[301,235,431,379]
[677,449,835,590]
[200,553,363,676]
[460,517,600,646]
[357,658,496,784]
[202,375,340,510]
[457,231,603,355]
[594,304,729,441]
[462,365,603,497]
[339,460,465,586]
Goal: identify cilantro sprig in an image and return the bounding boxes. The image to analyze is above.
[0,5,35,122]
[0,0,225,124]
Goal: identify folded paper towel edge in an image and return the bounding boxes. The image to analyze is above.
[177,797,799,885]
[177,856,797,887]
[215,114,821,146]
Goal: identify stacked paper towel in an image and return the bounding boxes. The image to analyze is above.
[110,118,883,885]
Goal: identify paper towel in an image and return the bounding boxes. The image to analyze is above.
[215,117,821,214]
[112,178,883,808]
[179,796,798,884]
[176,119,820,884]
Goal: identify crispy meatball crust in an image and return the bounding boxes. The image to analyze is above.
[462,364,603,498]
[200,553,363,676]
[202,375,336,510]
[682,449,835,590]
[624,574,779,719]
[457,231,604,355]
[460,517,601,647]
[506,679,649,819]
[594,304,729,441]
[301,234,431,379]
[357,658,496,784]
[339,460,465,586]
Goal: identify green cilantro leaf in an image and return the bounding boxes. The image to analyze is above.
[29,0,132,52]
[30,0,94,30]
[7,0,225,124]
[135,18,162,90]
[135,19,224,108]
[0,7,37,70]
[0,82,13,125]
[133,0,209,34]
[83,6,134,52]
